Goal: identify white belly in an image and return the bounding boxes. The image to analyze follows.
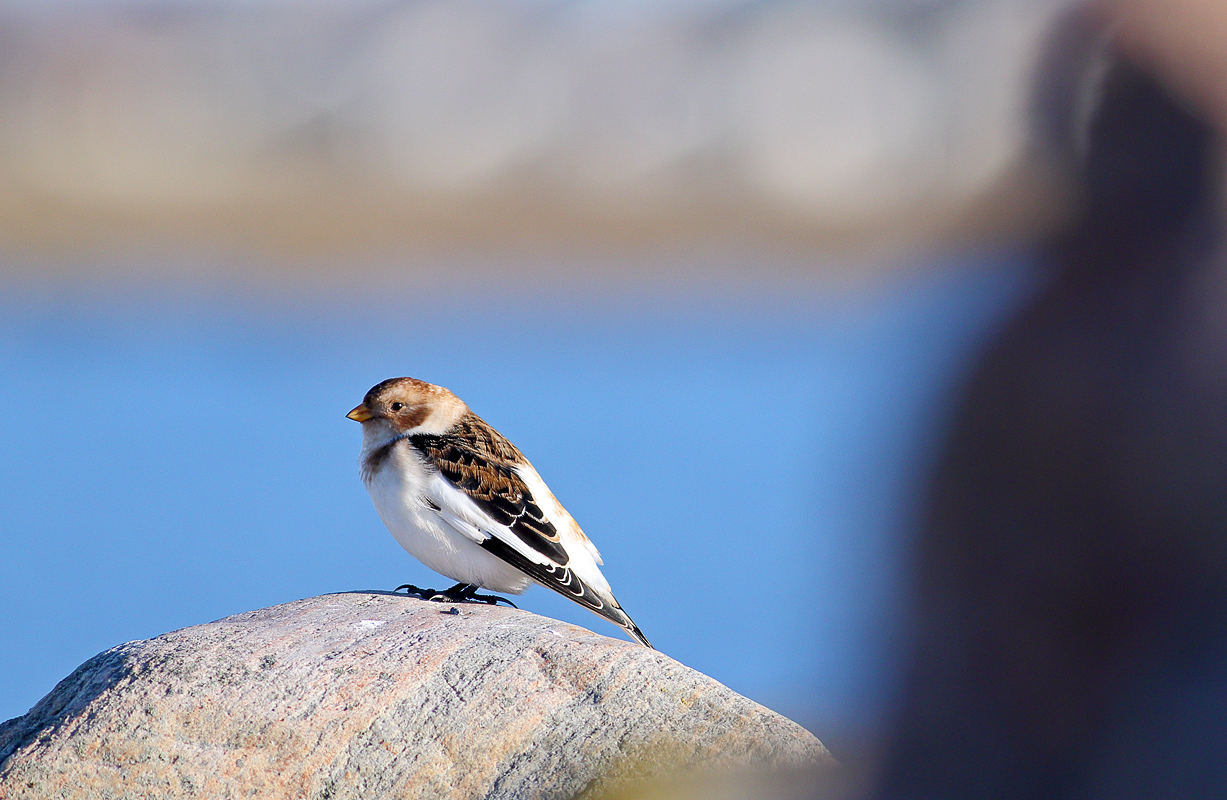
[364,444,531,593]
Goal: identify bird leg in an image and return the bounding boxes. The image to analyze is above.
[431,582,518,608]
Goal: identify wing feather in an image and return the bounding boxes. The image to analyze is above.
[480,535,653,648]
[411,414,569,566]
[431,503,487,546]
[410,412,653,649]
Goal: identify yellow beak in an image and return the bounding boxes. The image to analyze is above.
[346,403,373,422]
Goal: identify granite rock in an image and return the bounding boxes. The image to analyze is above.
[0,593,831,799]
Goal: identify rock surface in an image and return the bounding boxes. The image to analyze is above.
[0,593,830,799]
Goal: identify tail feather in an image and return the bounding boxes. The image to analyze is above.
[480,537,653,648]
[617,614,653,648]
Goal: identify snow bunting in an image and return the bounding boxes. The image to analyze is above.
[347,377,652,648]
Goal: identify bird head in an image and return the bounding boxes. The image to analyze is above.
[347,377,465,436]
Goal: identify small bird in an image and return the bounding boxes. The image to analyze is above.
[347,377,652,648]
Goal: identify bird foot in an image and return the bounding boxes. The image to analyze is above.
[392,582,516,607]
[430,582,519,608]
[456,590,518,608]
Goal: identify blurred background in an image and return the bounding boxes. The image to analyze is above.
[0,0,1088,759]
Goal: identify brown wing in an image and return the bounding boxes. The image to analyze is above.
[410,413,569,565]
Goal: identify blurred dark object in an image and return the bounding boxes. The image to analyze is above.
[878,13,1227,800]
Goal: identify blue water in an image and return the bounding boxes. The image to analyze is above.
[0,254,1034,749]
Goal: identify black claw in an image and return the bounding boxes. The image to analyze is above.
[468,591,518,608]
[393,584,436,600]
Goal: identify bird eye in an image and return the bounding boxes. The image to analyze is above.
[390,402,404,411]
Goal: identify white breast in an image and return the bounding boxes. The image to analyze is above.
[362,440,531,593]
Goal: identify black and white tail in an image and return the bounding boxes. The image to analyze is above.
[481,537,653,648]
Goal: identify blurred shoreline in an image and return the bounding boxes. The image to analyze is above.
[0,0,1069,276]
